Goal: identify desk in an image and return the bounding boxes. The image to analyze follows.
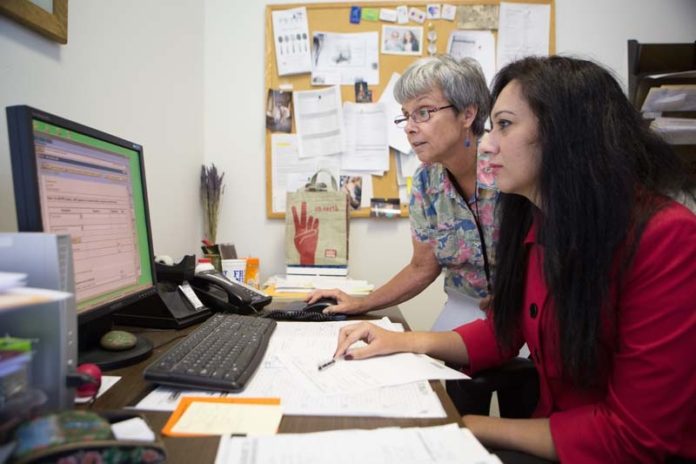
[85,307,463,464]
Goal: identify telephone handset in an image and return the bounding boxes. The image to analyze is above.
[189,271,272,315]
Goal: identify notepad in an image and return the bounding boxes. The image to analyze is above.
[162,397,282,437]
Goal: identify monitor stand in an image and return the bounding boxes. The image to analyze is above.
[78,336,153,371]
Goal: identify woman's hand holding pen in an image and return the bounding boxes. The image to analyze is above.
[334,322,411,360]
[306,289,367,315]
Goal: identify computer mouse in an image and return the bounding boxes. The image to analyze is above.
[304,297,339,313]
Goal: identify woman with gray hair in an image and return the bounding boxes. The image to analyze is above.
[309,55,497,330]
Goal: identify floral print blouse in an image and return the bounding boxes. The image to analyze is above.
[409,158,499,298]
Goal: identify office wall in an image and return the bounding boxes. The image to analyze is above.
[205,0,695,331]
[0,1,205,259]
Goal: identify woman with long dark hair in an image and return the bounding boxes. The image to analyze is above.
[332,56,696,462]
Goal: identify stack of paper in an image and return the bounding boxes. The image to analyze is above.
[265,274,374,297]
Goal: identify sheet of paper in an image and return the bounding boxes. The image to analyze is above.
[397,150,421,185]
[163,397,281,437]
[134,318,448,418]
[293,86,345,159]
[447,30,496,87]
[311,31,379,85]
[111,417,156,442]
[272,7,312,76]
[641,86,696,112]
[280,351,467,395]
[341,102,389,173]
[379,72,413,155]
[215,423,503,464]
[496,2,550,70]
[74,375,121,404]
[270,134,340,213]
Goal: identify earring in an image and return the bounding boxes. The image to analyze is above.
[464,137,471,148]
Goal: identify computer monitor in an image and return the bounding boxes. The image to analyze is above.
[6,105,162,369]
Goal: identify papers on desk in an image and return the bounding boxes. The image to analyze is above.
[215,423,503,464]
[136,318,466,418]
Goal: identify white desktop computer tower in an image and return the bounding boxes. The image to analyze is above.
[0,233,77,411]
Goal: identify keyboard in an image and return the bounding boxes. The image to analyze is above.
[144,313,276,392]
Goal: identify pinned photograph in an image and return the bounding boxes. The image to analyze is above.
[266,89,293,133]
[426,4,442,19]
[381,25,423,56]
[354,81,372,103]
[340,176,363,210]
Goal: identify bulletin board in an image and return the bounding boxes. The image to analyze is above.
[265,0,555,219]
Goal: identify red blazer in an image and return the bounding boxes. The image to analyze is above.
[455,201,696,462]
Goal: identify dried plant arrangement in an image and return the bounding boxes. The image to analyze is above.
[200,163,225,244]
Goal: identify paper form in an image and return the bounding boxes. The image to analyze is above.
[293,86,346,159]
[341,102,389,173]
[496,2,550,70]
[215,423,503,464]
[280,351,467,395]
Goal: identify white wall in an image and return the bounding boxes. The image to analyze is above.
[2,1,694,330]
[0,1,205,259]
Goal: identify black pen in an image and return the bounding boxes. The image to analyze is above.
[317,356,342,371]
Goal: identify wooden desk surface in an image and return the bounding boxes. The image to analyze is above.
[85,307,462,464]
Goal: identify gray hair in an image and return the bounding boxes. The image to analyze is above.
[393,55,489,136]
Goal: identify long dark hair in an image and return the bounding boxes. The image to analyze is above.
[490,56,694,386]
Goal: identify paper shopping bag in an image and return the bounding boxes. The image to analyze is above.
[285,170,349,273]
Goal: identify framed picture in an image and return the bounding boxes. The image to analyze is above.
[0,0,68,44]
[381,25,423,56]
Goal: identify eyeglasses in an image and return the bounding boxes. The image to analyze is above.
[394,105,454,128]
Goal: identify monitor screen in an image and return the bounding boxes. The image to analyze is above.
[7,105,159,368]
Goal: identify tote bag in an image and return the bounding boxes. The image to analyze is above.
[285,170,349,273]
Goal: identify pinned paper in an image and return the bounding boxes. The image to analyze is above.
[396,6,409,24]
[350,6,361,24]
[162,397,282,437]
[380,8,397,22]
[409,7,426,24]
[426,4,442,19]
[362,8,379,21]
[441,4,456,21]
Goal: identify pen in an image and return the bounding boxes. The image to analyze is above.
[317,357,339,371]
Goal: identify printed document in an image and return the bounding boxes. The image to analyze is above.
[272,7,312,76]
[496,2,550,70]
[341,102,389,173]
[214,423,503,464]
[311,31,379,85]
[293,86,345,159]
